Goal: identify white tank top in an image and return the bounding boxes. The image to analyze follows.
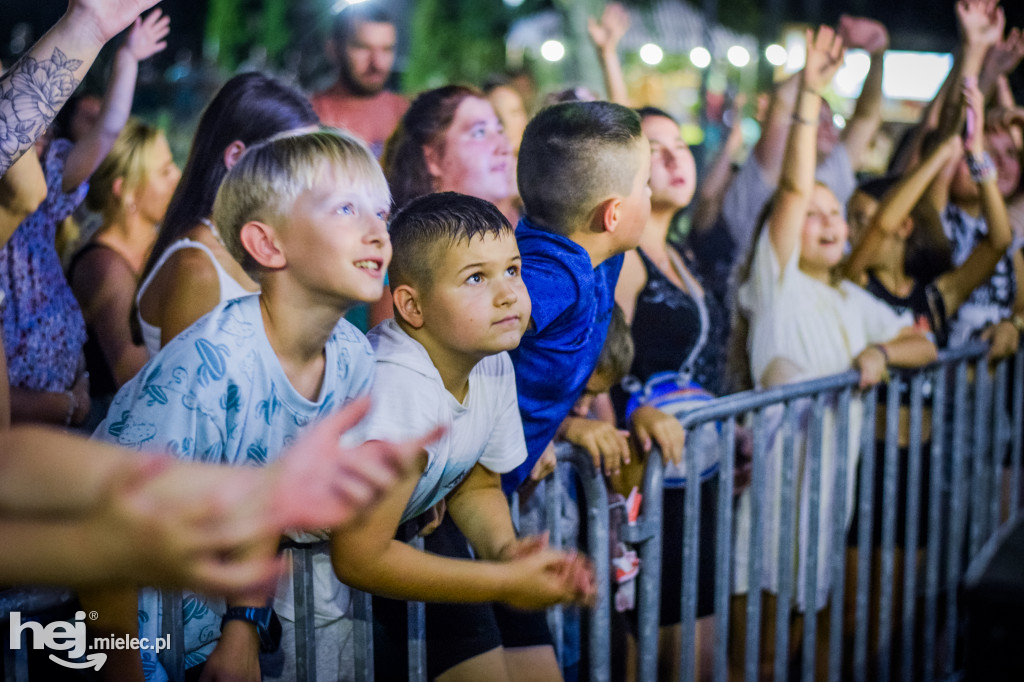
[136,237,254,357]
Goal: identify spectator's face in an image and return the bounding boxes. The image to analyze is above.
[425,97,514,205]
[415,231,531,358]
[279,163,392,305]
[800,184,848,272]
[487,86,528,154]
[951,128,1022,203]
[571,370,616,417]
[339,21,396,96]
[132,133,181,225]
[988,129,1021,199]
[69,96,102,142]
[642,115,696,212]
[846,189,878,249]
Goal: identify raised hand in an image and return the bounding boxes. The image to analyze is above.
[838,15,889,54]
[957,0,1006,49]
[803,25,846,95]
[587,3,630,53]
[983,26,1024,78]
[122,9,169,62]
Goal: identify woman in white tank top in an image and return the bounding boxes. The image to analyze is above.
[133,73,319,354]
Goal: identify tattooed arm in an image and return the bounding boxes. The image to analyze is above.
[0,0,161,175]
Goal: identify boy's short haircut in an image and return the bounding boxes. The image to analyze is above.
[213,127,388,275]
[388,191,512,291]
[594,304,634,384]
[517,101,643,235]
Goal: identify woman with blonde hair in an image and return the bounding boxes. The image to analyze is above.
[69,118,180,404]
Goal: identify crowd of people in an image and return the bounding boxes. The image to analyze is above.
[1,0,1023,680]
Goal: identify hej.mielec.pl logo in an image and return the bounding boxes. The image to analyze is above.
[8,609,171,671]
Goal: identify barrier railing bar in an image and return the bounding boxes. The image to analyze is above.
[407,536,426,682]
[827,387,853,682]
[943,359,970,676]
[800,393,826,682]
[773,400,798,682]
[900,372,925,681]
[989,361,1008,553]
[636,449,664,682]
[853,389,878,682]
[291,544,317,682]
[160,590,183,682]
[877,373,903,682]
[922,364,947,682]
[1011,348,1024,526]
[744,407,768,681]
[352,590,373,682]
[557,446,612,682]
[545,469,565,667]
[712,416,736,682]
[969,365,991,558]
[680,422,703,681]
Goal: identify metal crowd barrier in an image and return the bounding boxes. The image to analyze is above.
[148,341,1024,681]
[627,341,1024,682]
[155,444,613,682]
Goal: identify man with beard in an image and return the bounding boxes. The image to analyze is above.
[312,4,408,159]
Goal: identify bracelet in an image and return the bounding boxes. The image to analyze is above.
[966,151,997,184]
[1007,314,1024,335]
[802,86,823,98]
[64,390,77,427]
[872,343,890,364]
[792,113,818,126]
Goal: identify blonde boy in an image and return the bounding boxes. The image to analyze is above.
[93,130,433,680]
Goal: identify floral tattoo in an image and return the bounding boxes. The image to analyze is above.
[0,48,83,174]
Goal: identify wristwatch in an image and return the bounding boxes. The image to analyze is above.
[221,606,282,653]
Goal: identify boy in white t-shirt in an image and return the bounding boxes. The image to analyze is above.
[332,192,595,681]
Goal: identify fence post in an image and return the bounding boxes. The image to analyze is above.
[629,447,663,682]
[712,417,736,682]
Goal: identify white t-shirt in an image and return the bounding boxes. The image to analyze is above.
[354,319,527,522]
[738,229,910,388]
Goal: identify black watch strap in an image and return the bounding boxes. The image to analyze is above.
[221,606,282,653]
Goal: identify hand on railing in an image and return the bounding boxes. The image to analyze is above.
[560,415,632,476]
[630,405,685,466]
[982,319,1021,360]
[498,534,597,609]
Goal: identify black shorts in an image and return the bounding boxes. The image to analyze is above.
[372,515,554,680]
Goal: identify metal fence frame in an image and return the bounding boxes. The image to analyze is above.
[151,342,1023,681]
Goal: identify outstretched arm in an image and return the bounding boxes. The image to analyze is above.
[844,134,962,284]
[0,148,46,246]
[61,9,169,192]
[0,400,433,593]
[838,15,889,170]
[768,26,845,267]
[331,456,593,609]
[588,3,631,106]
[936,78,1013,315]
[0,0,161,175]
[692,94,746,233]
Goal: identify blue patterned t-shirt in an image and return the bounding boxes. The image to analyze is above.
[93,293,375,677]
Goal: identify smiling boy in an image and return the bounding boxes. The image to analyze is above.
[91,129,418,681]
